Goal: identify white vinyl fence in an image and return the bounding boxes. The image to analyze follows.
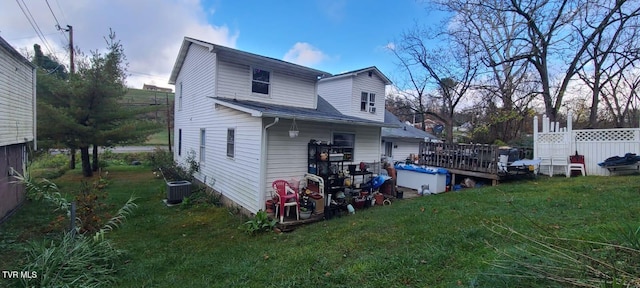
[533,113,640,176]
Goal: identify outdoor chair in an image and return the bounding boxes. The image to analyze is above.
[567,157,586,177]
[272,180,300,223]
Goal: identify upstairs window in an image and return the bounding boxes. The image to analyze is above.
[252,68,270,95]
[360,92,376,113]
[179,82,183,110]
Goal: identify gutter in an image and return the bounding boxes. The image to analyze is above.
[258,117,279,212]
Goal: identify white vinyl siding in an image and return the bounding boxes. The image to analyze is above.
[352,73,385,122]
[173,43,216,165]
[381,139,422,162]
[264,119,381,202]
[173,43,264,213]
[205,107,262,212]
[317,76,352,115]
[217,60,317,108]
[0,45,35,146]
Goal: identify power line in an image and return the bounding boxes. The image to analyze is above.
[46,0,69,43]
[15,0,55,57]
[46,0,61,28]
[54,0,68,25]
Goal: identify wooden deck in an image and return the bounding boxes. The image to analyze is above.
[418,142,533,185]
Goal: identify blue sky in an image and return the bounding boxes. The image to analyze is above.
[0,0,444,90]
[202,0,430,73]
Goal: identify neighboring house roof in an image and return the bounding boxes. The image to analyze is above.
[0,36,35,68]
[212,96,398,127]
[169,37,331,85]
[382,110,437,140]
[319,66,392,85]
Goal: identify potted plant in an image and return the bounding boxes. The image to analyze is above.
[299,206,312,219]
[299,195,315,219]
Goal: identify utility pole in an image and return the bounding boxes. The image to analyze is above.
[59,24,76,169]
[68,25,74,74]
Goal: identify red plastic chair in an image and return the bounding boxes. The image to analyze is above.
[272,180,299,223]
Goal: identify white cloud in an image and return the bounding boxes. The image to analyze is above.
[385,42,396,51]
[283,42,328,67]
[0,0,238,89]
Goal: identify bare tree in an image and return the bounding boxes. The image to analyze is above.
[575,2,640,127]
[431,0,639,123]
[394,26,478,143]
[388,44,446,131]
[440,0,538,143]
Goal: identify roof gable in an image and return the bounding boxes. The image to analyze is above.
[319,66,391,85]
[169,37,331,84]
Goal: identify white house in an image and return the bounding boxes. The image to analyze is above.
[168,37,394,214]
[381,111,438,163]
[0,36,36,223]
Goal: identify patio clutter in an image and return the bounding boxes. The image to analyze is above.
[272,180,300,223]
[598,153,640,174]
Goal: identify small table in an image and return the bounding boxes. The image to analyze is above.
[604,162,640,175]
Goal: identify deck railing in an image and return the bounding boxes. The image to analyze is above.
[417,142,534,175]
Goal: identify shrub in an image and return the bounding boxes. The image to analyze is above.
[240,210,277,235]
[147,147,174,170]
[30,153,69,169]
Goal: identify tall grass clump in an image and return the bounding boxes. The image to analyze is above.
[20,232,124,287]
[485,223,640,287]
[10,172,137,287]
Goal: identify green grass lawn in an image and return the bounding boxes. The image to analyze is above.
[144,129,171,146]
[2,166,639,287]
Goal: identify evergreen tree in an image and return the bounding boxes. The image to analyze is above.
[36,30,159,177]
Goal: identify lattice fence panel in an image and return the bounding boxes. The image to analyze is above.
[574,130,638,142]
[537,133,566,144]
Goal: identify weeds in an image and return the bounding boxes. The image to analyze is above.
[19,232,124,288]
[485,223,640,287]
[10,171,138,287]
[240,210,277,235]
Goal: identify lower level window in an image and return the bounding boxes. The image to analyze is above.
[227,128,235,158]
[199,129,206,163]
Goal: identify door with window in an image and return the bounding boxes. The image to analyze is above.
[384,141,393,159]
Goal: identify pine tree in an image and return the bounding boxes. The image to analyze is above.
[36,30,159,177]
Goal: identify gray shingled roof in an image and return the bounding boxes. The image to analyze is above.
[382,111,437,140]
[212,96,398,127]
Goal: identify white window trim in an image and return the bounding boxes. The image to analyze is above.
[226,128,235,159]
[250,67,271,97]
[199,128,206,163]
[179,82,183,111]
[360,91,376,113]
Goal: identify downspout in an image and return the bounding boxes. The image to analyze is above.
[32,65,37,151]
[259,117,279,212]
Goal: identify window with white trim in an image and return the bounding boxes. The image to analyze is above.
[179,82,183,110]
[360,92,376,113]
[178,129,182,156]
[227,128,235,158]
[332,132,355,160]
[199,129,206,163]
[252,68,270,95]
